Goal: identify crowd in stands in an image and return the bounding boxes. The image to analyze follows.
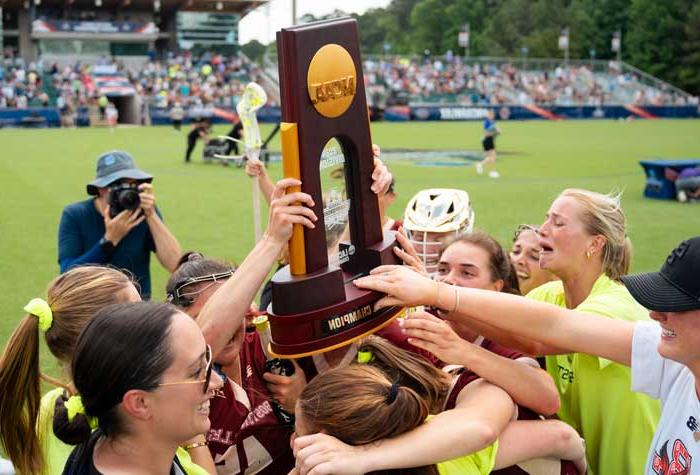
[138,52,255,110]
[0,49,52,109]
[1,46,696,117]
[0,47,257,115]
[364,55,696,107]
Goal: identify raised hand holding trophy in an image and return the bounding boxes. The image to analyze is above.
[267,18,403,357]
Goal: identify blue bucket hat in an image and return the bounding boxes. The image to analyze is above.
[86,151,153,195]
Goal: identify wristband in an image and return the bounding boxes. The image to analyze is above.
[99,237,116,255]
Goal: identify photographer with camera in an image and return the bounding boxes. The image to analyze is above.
[58,151,182,298]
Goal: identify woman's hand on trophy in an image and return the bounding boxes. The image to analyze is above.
[265,178,317,246]
[354,265,436,310]
[399,311,473,366]
[293,433,368,475]
[393,227,429,277]
[370,148,392,195]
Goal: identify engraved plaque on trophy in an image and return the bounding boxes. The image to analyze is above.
[267,17,402,357]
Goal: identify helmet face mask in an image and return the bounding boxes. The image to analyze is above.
[403,189,475,275]
[405,230,449,275]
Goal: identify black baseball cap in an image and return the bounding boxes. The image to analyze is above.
[86,151,153,195]
[621,236,700,312]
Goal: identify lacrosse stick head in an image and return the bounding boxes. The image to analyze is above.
[237,82,267,114]
[237,82,267,157]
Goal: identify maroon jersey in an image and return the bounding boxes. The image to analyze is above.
[207,332,294,475]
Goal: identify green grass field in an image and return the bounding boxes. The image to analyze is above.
[1,119,699,366]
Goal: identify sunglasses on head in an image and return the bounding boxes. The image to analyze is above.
[167,271,234,307]
[157,344,213,394]
[513,224,539,242]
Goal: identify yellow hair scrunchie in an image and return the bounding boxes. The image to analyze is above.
[357,350,374,364]
[64,395,98,430]
[24,298,53,332]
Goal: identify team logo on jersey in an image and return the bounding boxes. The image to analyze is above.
[687,416,700,441]
[652,439,691,475]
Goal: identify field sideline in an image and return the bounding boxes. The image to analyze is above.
[1,119,699,363]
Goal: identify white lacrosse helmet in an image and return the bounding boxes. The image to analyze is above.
[403,188,475,274]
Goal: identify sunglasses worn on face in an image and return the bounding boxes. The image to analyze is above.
[158,344,213,394]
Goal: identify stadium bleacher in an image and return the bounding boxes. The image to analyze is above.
[1,48,257,123]
[361,56,696,108]
[1,46,698,127]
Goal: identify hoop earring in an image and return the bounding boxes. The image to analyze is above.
[586,250,593,259]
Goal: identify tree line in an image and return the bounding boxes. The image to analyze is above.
[242,0,700,95]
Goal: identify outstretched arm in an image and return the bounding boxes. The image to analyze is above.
[354,266,635,366]
[401,311,560,416]
[197,179,317,357]
[434,311,569,357]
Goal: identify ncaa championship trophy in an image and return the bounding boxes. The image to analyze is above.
[267,18,403,357]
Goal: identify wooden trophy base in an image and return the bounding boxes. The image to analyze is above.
[268,231,403,357]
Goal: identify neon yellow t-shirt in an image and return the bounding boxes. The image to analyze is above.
[421,415,498,475]
[527,274,660,475]
[436,439,498,475]
[175,447,211,475]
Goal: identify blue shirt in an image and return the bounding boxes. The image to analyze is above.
[483,118,497,133]
[57,199,158,298]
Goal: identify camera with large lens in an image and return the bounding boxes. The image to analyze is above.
[108,182,141,217]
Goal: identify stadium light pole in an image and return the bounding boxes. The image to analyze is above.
[612,30,622,64]
[521,46,528,70]
[458,23,469,61]
[558,27,570,66]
